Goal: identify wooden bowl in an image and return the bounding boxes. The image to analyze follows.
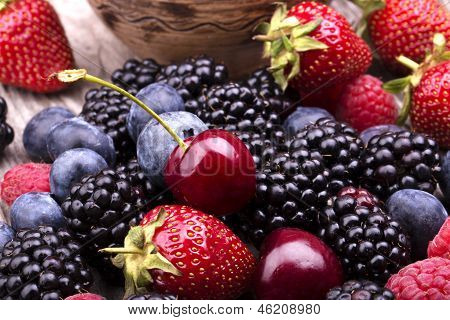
[87,0,299,78]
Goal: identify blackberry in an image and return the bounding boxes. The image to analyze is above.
[361,130,442,200]
[243,68,284,99]
[127,292,177,300]
[317,187,411,283]
[0,226,92,300]
[61,169,146,276]
[326,279,395,300]
[156,55,228,107]
[234,129,288,170]
[237,144,351,247]
[0,97,14,154]
[111,58,161,90]
[191,82,287,133]
[115,159,173,226]
[293,118,364,186]
[81,87,137,162]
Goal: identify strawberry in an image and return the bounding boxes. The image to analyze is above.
[254,1,372,113]
[365,0,450,75]
[0,0,74,92]
[336,74,398,132]
[384,33,450,148]
[102,205,256,300]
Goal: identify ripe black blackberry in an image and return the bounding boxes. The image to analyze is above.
[243,68,284,99]
[115,158,173,226]
[317,187,411,283]
[81,87,137,162]
[156,55,228,107]
[190,82,288,133]
[237,143,354,247]
[61,169,146,277]
[0,97,14,154]
[0,226,92,300]
[361,130,442,200]
[293,118,364,186]
[127,292,177,300]
[111,58,161,90]
[326,279,395,300]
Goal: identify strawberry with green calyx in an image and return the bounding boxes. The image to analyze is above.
[101,205,257,299]
[353,0,450,75]
[350,0,386,36]
[384,33,450,148]
[254,1,372,113]
[0,0,74,93]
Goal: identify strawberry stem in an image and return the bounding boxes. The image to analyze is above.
[396,56,420,72]
[0,0,13,11]
[54,69,188,152]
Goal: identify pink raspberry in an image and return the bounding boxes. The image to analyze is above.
[336,75,398,132]
[0,163,51,205]
[386,257,450,300]
[65,293,105,300]
[428,218,450,259]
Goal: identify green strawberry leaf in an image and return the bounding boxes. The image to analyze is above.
[292,36,329,52]
[397,86,412,126]
[292,19,323,39]
[383,76,412,93]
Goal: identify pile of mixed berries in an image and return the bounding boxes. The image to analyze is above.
[0,0,450,300]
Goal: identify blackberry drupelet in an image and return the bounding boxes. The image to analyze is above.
[61,169,146,276]
[326,279,395,300]
[0,97,14,154]
[361,130,442,200]
[115,159,173,226]
[293,118,364,186]
[243,68,284,98]
[111,58,161,90]
[127,292,177,300]
[237,143,352,247]
[317,187,411,283]
[156,55,228,107]
[0,226,92,300]
[81,87,137,162]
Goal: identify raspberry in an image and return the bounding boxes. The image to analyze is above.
[428,218,450,259]
[386,257,450,300]
[336,75,398,132]
[0,163,51,205]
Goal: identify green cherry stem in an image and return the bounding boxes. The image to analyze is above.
[55,69,188,152]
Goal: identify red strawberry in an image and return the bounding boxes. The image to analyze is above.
[102,205,256,300]
[65,293,105,300]
[428,218,450,259]
[0,163,51,206]
[384,33,450,148]
[0,0,74,92]
[367,0,450,75]
[254,1,372,113]
[336,74,398,132]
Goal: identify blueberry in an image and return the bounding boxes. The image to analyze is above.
[10,192,66,230]
[0,222,14,252]
[386,189,448,260]
[283,107,333,135]
[127,83,184,142]
[50,148,108,203]
[137,111,208,187]
[23,107,75,162]
[441,151,450,201]
[360,125,403,145]
[47,117,116,165]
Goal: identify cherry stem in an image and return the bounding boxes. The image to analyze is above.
[55,69,188,152]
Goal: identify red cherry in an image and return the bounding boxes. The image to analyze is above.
[254,228,343,300]
[164,129,256,216]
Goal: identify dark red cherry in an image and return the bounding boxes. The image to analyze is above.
[164,129,256,216]
[254,228,343,300]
